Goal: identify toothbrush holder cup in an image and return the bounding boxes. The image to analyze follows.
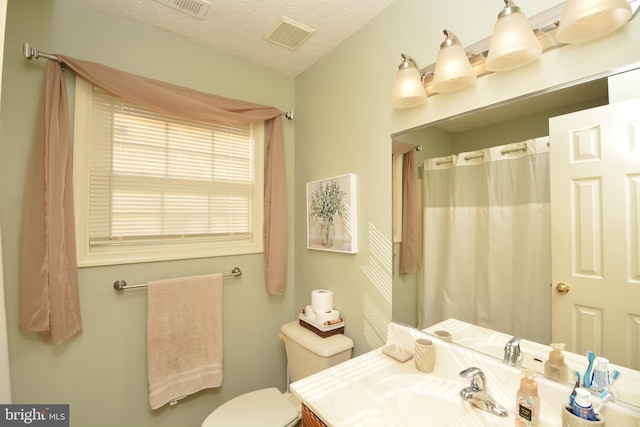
[414,338,435,373]
[562,406,605,427]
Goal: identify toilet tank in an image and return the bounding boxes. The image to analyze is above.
[280,321,354,383]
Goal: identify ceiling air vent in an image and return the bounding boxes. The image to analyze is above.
[153,0,211,19]
[264,16,316,50]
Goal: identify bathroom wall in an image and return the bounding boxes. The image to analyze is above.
[2,0,640,426]
[293,0,565,355]
[451,98,608,154]
[0,1,295,426]
[294,0,640,358]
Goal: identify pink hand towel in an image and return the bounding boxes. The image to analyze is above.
[147,274,223,409]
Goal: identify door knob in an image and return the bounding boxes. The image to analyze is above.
[555,283,570,294]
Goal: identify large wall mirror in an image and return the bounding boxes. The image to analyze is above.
[391,67,640,409]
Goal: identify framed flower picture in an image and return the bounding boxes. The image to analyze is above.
[306,173,358,253]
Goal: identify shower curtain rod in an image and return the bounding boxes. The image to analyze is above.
[22,42,294,120]
[433,142,547,166]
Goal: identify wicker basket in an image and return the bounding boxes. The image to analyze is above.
[299,318,344,338]
[302,404,328,427]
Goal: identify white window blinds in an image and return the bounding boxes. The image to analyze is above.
[73,80,264,266]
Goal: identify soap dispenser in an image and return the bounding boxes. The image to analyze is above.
[544,343,569,381]
[516,369,540,427]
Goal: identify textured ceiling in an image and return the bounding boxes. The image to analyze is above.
[68,0,397,76]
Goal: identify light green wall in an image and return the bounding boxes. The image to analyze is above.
[295,0,640,356]
[0,1,295,426]
[293,3,402,354]
[2,0,640,425]
[451,97,608,153]
[292,0,563,354]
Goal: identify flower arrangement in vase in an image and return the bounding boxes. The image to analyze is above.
[309,180,345,247]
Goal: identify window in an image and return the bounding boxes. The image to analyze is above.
[73,79,264,266]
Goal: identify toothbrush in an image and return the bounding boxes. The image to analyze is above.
[569,371,580,406]
[594,373,621,415]
[606,370,621,391]
[594,389,612,414]
[584,351,595,388]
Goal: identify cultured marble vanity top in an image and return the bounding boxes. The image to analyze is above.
[290,322,640,427]
[424,318,640,407]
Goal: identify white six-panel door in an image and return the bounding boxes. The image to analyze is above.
[550,97,640,369]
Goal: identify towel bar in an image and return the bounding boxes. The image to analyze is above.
[113,267,242,291]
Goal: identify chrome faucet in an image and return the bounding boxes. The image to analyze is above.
[503,336,523,366]
[459,367,508,417]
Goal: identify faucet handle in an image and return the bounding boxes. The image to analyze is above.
[459,367,486,391]
[504,336,523,365]
[505,336,521,347]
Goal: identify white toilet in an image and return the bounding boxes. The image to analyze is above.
[201,320,354,427]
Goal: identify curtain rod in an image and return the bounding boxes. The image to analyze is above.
[23,42,59,62]
[433,141,549,166]
[113,267,242,291]
[22,42,294,120]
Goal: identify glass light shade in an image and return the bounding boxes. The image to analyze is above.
[485,9,542,72]
[556,0,632,43]
[431,32,476,93]
[390,56,427,108]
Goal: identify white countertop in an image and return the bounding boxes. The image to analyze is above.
[290,322,640,427]
[292,347,512,426]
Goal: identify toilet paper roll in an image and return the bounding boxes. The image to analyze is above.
[311,289,334,313]
[315,309,340,325]
[304,305,316,322]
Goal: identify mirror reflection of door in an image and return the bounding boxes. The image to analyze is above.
[550,97,640,369]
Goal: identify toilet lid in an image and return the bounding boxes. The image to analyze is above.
[202,388,298,427]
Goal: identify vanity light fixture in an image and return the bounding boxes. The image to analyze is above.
[391,0,639,109]
[556,0,632,43]
[485,0,542,72]
[431,30,477,94]
[390,54,428,108]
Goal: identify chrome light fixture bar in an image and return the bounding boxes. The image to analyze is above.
[392,0,639,106]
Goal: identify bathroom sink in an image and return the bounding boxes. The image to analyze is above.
[366,374,513,427]
[292,322,640,427]
[366,374,458,427]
